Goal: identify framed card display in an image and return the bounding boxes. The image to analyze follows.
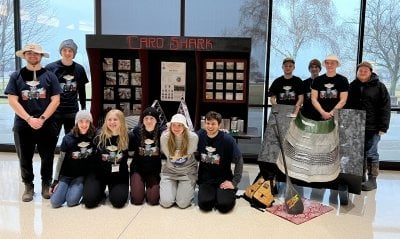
[237,62,244,70]
[103,58,113,71]
[226,92,233,100]
[131,73,142,86]
[132,104,142,115]
[216,82,223,90]
[118,88,131,100]
[103,104,115,113]
[105,72,116,85]
[135,59,141,72]
[216,61,224,70]
[119,102,131,116]
[118,59,131,71]
[104,87,114,100]
[101,55,142,116]
[226,72,234,80]
[118,72,129,85]
[206,72,213,80]
[203,59,247,103]
[206,82,213,90]
[135,87,142,100]
[206,61,214,70]
[226,62,234,70]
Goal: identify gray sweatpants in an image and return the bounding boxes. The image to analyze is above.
[159,174,196,209]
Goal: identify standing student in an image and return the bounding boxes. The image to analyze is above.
[49,110,96,208]
[346,61,391,191]
[269,57,304,116]
[159,114,198,209]
[46,39,89,135]
[310,54,349,205]
[82,109,130,208]
[5,43,62,202]
[129,107,165,205]
[301,59,322,120]
[197,111,243,213]
[311,54,349,121]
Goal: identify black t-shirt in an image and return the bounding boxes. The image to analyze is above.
[268,75,303,105]
[311,73,349,112]
[301,77,320,120]
[4,67,62,126]
[59,133,94,178]
[46,60,89,113]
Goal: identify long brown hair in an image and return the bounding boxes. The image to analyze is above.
[72,122,96,138]
[167,127,189,156]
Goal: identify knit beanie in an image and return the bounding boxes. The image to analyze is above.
[59,39,78,57]
[357,61,373,71]
[75,110,93,124]
[142,107,159,123]
[308,59,321,70]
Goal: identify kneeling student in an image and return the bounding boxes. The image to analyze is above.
[197,111,243,213]
[49,110,96,208]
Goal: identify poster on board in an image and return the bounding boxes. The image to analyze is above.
[161,61,186,102]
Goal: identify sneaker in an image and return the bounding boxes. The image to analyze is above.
[22,183,34,202]
[42,181,51,199]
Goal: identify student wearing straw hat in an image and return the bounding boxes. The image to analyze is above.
[5,43,62,202]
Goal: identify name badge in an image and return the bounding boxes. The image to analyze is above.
[111,164,119,173]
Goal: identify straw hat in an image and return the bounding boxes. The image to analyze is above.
[16,43,49,59]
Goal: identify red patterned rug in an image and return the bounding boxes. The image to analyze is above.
[265,199,333,225]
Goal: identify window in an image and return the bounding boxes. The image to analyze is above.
[101,0,180,35]
[0,0,15,97]
[363,0,400,163]
[0,0,94,145]
[269,0,360,87]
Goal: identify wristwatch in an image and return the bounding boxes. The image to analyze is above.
[40,115,46,121]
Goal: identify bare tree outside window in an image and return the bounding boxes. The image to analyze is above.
[363,0,400,97]
[0,0,14,90]
[239,0,340,60]
[0,0,55,93]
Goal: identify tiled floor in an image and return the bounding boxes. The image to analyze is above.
[0,152,399,239]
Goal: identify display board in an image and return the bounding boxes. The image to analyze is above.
[86,35,251,130]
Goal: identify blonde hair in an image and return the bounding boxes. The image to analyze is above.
[167,127,189,156]
[97,109,128,151]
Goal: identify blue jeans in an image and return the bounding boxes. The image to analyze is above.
[364,131,381,164]
[50,176,85,208]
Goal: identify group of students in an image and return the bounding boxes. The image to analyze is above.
[50,108,243,212]
[5,39,390,210]
[268,54,391,191]
[5,41,243,213]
